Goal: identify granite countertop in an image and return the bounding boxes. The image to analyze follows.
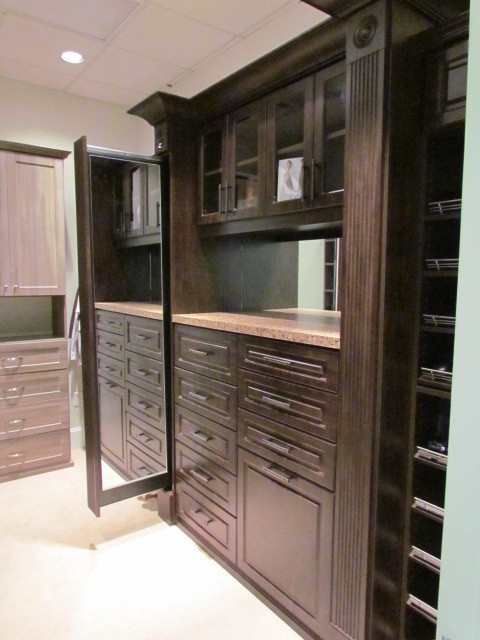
[95,301,163,320]
[172,309,340,349]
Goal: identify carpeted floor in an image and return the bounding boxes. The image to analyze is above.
[0,449,303,640]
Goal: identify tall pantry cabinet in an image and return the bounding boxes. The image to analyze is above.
[0,141,71,481]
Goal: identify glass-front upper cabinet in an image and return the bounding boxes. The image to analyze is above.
[198,118,228,224]
[144,163,162,236]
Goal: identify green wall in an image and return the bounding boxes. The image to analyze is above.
[436,7,480,640]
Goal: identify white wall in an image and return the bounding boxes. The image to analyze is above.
[0,76,153,447]
[437,8,480,640]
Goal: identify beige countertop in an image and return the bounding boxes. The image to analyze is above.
[172,309,340,349]
[95,301,163,320]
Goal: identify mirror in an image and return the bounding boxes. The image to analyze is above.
[74,137,171,515]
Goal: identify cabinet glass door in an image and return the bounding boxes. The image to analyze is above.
[143,164,162,236]
[123,164,143,237]
[266,77,314,216]
[198,118,228,224]
[228,100,265,221]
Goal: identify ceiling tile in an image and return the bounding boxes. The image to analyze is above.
[82,46,182,95]
[67,76,146,108]
[0,55,73,90]
[0,13,105,75]
[151,0,291,36]
[0,0,140,40]
[110,4,234,69]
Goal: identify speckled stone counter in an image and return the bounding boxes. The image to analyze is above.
[172,309,340,349]
[95,302,163,320]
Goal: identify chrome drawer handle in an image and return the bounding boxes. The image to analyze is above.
[134,334,149,341]
[189,348,212,357]
[103,341,117,348]
[137,431,154,444]
[7,452,25,459]
[189,391,210,402]
[260,437,291,455]
[3,386,25,400]
[8,419,25,425]
[190,468,213,484]
[191,508,213,526]
[134,369,150,377]
[191,430,212,444]
[104,365,115,372]
[104,381,116,389]
[137,400,153,410]
[250,351,325,375]
[262,465,294,484]
[1,356,23,368]
[261,395,291,410]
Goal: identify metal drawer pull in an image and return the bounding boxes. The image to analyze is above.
[104,381,116,389]
[134,369,150,377]
[192,508,213,526]
[251,351,325,374]
[137,400,153,410]
[7,452,25,459]
[189,391,210,402]
[1,356,23,369]
[261,395,291,410]
[104,365,115,372]
[262,465,294,484]
[134,334,150,341]
[190,468,213,484]
[138,465,153,474]
[104,341,117,348]
[4,386,25,399]
[191,430,212,443]
[8,419,25,425]
[137,432,154,444]
[189,348,212,357]
[260,437,291,455]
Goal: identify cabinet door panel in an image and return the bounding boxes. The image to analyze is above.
[198,117,228,224]
[98,376,127,473]
[7,153,65,295]
[125,316,163,360]
[0,152,10,295]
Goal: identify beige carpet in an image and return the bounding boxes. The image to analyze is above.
[0,449,303,640]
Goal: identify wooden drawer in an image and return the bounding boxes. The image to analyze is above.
[0,338,68,375]
[97,352,125,385]
[126,411,166,466]
[125,316,163,360]
[176,480,236,564]
[176,442,237,516]
[239,335,338,393]
[175,405,237,474]
[238,409,335,490]
[126,381,164,428]
[174,324,237,384]
[0,370,68,409]
[127,442,165,479]
[174,368,237,431]
[125,351,164,395]
[238,370,337,443]
[0,429,71,479]
[95,310,125,336]
[96,329,125,361]
[0,399,69,441]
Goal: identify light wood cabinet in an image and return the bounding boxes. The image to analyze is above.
[0,152,66,296]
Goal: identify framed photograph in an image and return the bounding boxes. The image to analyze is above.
[277,157,303,202]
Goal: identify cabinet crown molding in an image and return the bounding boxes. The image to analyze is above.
[302,0,468,21]
[128,92,194,126]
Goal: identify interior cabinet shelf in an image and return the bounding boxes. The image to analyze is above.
[325,128,346,140]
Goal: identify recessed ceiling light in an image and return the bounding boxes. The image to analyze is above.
[61,51,84,64]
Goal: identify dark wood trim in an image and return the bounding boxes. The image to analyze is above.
[0,139,70,158]
[156,489,176,524]
[301,0,468,21]
[127,92,193,126]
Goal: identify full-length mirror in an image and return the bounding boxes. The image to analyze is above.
[74,137,171,515]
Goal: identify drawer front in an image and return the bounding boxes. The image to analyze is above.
[175,405,237,474]
[174,368,237,430]
[126,382,164,427]
[125,316,163,360]
[125,351,164,395]
[96,310,125,336]
[238,370,337,442]
[97,352,125,384]
[174,324,237,384]
[239,335,338,393]
[126,411,166,465]
[238,409,335,490]
[96,329,125,361]
[0,429,71,478]
[176,442,237,516]
[0,339,68,375]
[176,480,236,564]
[0,399,69,441]
[0,370,68,409]
[127,442,166,479]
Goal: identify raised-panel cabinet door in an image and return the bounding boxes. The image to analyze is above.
[198,116,229,225]
[7,153,66,295]
[0,152,10,296]
[98,376,127,475]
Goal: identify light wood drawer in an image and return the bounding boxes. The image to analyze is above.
[95,310,125,335]
[175,405,237,474]
[238,409,336,490]
[97,352,125,384]
[176,480,236,565]
[125,316,163,360]
[174,324,237,384]
[126,411,166,466]
[238,370,337,443]
[126,381,164,428]
[126,442,165,479]
[174,369,237,431]
[125,351,164,395]
[0,370,68,409]
[0,338,68,375]
[176,442,237,516]
[96,329,124,361]
[0,429,71,479]
[0,399,69,441]
[239,335,338,393]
